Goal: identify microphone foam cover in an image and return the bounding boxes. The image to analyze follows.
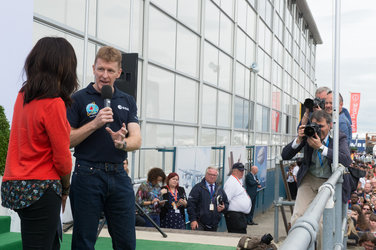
[101,85,113,99]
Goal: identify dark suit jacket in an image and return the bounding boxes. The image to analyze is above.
[245,173,259,201]
[281,132,352,203]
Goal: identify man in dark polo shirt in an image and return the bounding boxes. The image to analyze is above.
[67,46,141,250]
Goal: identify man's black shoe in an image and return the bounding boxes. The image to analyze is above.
[247,221,258,225]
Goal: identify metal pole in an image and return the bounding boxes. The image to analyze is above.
[162,151,165,171]
[82,0,90,85]
[332,0,341,171]
[323,207,334,249]
[274,160,281,242]
[334,181,343,247]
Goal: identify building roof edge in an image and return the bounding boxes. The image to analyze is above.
[296,0,323,45]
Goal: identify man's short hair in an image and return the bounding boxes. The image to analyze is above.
[95,46,122,67]
[315,86,331,97]
[206,166,219,174]
[311,110,332,124]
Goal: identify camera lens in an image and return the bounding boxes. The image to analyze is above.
[304,126,315,137]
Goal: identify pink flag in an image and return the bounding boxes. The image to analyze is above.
[350,93,360,133]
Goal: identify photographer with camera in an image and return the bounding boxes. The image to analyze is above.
[300,87,330,126]
[282,110,352,247]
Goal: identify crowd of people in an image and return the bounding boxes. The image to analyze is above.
[134,163,261,235]
[346,157,376,249]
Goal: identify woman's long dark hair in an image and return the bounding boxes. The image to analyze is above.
[21,37,78,106]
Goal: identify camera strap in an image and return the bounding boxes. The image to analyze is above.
[318,139,330,166]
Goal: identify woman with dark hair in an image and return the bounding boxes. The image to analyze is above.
[160,173,187,229]
[357,204,371,232]
[136,167,167,227]
[1,37,78,249]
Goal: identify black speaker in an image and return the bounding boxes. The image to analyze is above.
[114,53,138,101]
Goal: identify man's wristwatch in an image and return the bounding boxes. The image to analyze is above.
[318,144,325,152]
[122,141,127,150]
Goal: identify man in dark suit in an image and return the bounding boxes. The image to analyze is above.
[281,110,352,225]
[245,165,261,225]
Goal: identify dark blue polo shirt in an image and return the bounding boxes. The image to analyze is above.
[67,83,139,163]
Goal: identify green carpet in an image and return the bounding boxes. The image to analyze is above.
[0,228,236,250]
[61,234,236,250]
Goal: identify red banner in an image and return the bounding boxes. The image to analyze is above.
[350,93,361,133]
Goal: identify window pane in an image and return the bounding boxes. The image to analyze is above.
[235,63,245,96]
[174,126,197,146]
[149,7,176,68]
[151,0,177,17]
[249,101,254,130]
[203,42,218,85]
[262,107,270,132]
[202,85,217,125]
[217,130,230,145]
[217,91,231,127]
[219,13,233,54]
[176,25,200,77]
[131,0,143,54]
[272,87,281,111]
[237,0,247,30]
[256,77,263,103]
[97,0,131,51]
[233,131,246,145]
[244,100,249,129]
[218,52,232,91]
[271,110,281,133]
[201,128,216,146]
[175,76,198,123]
[234,97,243,129]
[245,69,250,99]
[246,6,257,39]
[178,0,200,32]
[145,123,173,146]
[236,29,246,64]
[263,81,270,106]
[146,66,174,120]
[205,0,220,45]
[255,104,262,132]
[245,37,256,68]
[34,0,86,32]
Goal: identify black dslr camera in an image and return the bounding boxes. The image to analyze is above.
[216,195,224,205]
[260,233,273,245]
[304,122,321,138]
[304,98,325,112]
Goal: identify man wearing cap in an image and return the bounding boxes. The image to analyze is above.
[224,163,252,234]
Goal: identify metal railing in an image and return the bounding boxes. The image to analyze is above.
[279,165,347,250]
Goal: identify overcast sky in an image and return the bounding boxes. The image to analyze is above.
[306,0,376,136]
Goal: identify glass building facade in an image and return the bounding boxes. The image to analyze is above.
[33,0,320,179]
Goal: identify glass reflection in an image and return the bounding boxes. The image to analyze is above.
[146,66,174,120]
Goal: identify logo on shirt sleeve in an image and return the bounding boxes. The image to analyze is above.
[86,102,99,117]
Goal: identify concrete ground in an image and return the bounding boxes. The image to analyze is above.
[64,206,291,248]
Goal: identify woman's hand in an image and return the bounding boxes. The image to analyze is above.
[177,198,187,207]
[62,194,68,213]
